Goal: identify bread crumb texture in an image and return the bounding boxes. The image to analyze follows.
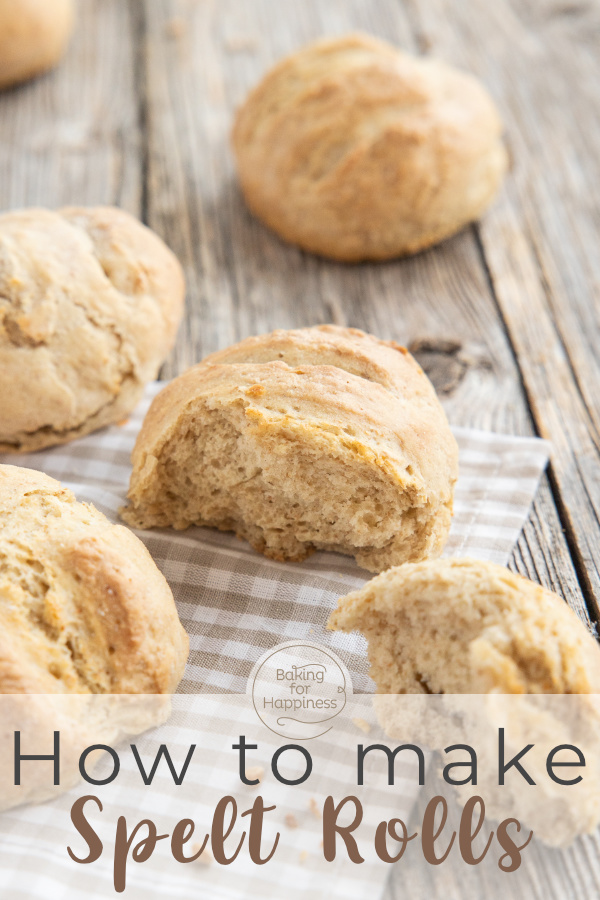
[352,716,372,734]
[121,325,458,573]
[245,765,264,784]
[0,464,188,694]
[232,33,507,261]
[192,845,213,866]
[0,206,185,452]
[328,558,600,693]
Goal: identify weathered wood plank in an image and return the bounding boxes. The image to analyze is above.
[403,0,600,613]
[0,2,596,898]
[0,0,142,213]
[140,0,588,630]
[512,474,589,622]
[385,2,600,895]
[383,764,600,900]
[138,9,596,894]
[0,0,583,626]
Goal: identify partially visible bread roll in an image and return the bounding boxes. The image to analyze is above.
[0,206,185,452]
[329,558,600,848]
[0,464,188,695]
[121,325,458,573]
[0,0,74,90]
[0,464,189,809]
[232,33,507,261]
[328,558,600,693]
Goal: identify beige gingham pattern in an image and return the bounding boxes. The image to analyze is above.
[0,383,550,898]
[0,695,419,899]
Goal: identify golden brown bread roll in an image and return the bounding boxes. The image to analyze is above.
[0,0,75,90]
[0,464,189,808]
[0,464,188,695]
[121,325,458,573]
[0,206,185,452]
[232,33,507,261]
[328,558,600,693]
[328,558,600,847]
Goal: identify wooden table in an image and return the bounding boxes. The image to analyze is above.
[1,1,599,896]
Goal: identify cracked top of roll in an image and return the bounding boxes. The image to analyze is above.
[121,325,458,573]
[0,464,188,694]
[328,558,600,693]
[0,206,185,452]
[232,32,507,261]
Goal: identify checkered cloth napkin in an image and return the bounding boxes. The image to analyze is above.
[0,383,550,899]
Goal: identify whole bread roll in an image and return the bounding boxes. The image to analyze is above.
[0,206,185,452]
[0,464,189,809]
[328,557,600,693]
[121,325,458,573]
[0,0,74,90]
[232,33,507,261]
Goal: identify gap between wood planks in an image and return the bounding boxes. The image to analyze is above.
[130,0,150,226]
[130,0,593,628]
[402,0,600,618]
[472,221,599,625]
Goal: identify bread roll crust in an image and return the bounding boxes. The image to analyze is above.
[0,464,189,810]
[232,33,507,261]
[122,325,458,572]
[0,206,185,452]
[328,558,600,693]
[0,0,74,90]
[0,464,188,695]
[331,559,600,849]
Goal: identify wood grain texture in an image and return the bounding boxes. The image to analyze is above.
[0,0,589,615]
[0,0,142,212]
[403,0,600,614]
[383,765,600,900]
[139,0,590,626]
[0,3,597,895]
